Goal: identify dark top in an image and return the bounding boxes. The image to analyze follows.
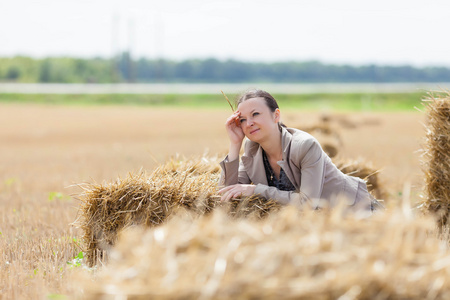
[262,150,296,191]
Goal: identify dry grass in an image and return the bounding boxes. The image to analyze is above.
[0,183,79,299]
[0,104,428,299]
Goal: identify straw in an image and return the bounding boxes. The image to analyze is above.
[80,205,450,299]
[420,91,450,226]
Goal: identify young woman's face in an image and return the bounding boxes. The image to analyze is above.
[237,97,280,143]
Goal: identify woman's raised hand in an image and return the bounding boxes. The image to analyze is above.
[225,111,245,145]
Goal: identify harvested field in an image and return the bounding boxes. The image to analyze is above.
[0,104,425,200]
[0,103,428,299]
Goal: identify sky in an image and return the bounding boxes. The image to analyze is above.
[1,0,450,67]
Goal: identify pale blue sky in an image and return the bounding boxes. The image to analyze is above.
[1,0,450,66]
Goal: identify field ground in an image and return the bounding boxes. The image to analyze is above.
[0,103,427,298]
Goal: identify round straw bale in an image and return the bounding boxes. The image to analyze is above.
[322,143,338,158]
[336,115,358,129]
[333,158,385,200]
[420,91,450,226]
[294,123,342,158]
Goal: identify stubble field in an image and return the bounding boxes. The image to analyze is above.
[0,103,427,299]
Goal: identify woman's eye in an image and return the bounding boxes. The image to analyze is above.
[253,112,259,117]
[239,119,246,123]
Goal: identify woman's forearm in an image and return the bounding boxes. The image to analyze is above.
[227,141,242,162]
[254,184,310,207]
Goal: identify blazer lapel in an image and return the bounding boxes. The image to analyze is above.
[278,127,300,190]
[242,145,268,185]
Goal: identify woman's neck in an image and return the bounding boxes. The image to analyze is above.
[260,128,283,161]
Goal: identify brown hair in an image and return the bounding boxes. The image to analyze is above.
[237,89,286,127]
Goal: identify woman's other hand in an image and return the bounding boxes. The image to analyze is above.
[218,184,256,202]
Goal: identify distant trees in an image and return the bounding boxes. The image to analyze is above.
[1,53,450,83]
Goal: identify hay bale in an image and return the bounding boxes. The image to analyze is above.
[77,156,281,267]
[420,92,450,226]
[80,206,450,299]
[333,158,385,200]
[294,123,342,158]
[319,138,339,158]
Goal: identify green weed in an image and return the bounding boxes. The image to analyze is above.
[48,192,71,202]
[47,294,67,300]
[66,251,84,268]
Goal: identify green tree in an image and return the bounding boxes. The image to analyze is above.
[39,59,52,82]
[6,66,20,80]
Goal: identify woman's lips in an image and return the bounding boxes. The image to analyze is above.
[250,128,260,134]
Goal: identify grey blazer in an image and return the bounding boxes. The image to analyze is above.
[220,127,372,211]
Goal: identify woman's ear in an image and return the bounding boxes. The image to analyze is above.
[274,108,281,123]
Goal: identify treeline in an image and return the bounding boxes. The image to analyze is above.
[2,53,450,83]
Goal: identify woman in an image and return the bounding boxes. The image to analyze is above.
[218,89,378,213]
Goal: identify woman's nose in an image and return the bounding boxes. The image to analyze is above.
[246,118,254,126]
